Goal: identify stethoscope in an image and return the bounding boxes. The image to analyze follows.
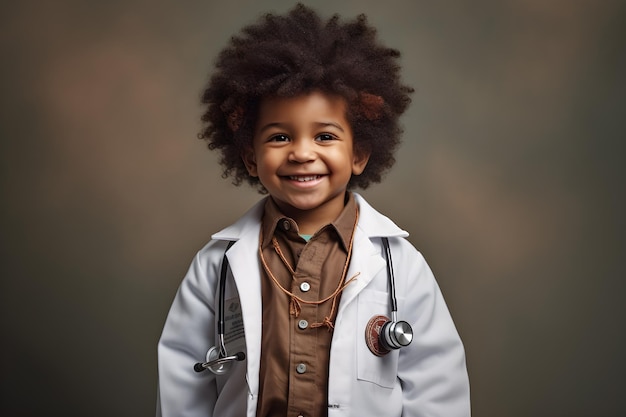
[194,237,413,374]
[194,242,245,374]
[378,237,414,351]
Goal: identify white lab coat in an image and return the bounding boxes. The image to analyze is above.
[157,193,470,417]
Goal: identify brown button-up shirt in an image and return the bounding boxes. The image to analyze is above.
[256,193,358,417]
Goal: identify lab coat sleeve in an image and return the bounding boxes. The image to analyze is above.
[156,241,224,417]
[394,239,471,417]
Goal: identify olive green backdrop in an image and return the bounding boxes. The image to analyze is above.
[1,0,625,416]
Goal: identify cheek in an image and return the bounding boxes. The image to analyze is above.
[256,150,282,172]
[333,148,357,168]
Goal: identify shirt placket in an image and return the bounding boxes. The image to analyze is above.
[288,240,325,417]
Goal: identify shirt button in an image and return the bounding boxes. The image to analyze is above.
[296,363,307,374]
[282,220,291,231]
[298,319,308,330]
[300,282,311,292]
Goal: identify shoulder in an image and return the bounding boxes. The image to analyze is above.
[194,238,231,266]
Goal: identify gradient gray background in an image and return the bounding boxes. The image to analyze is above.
[1,0,625,416]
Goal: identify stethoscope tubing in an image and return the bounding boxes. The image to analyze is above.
[217,241,235,357]
[381,237,399,323]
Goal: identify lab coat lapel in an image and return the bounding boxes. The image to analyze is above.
[337,227,386,315]
[213,203,264,398]
[337,193,408,314]
[226,233,262,397]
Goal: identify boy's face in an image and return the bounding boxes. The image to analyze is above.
[242,91,369,226]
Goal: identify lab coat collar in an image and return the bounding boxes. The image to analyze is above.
[352,193,409,239]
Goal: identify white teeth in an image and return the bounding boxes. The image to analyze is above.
[289,175,319,182]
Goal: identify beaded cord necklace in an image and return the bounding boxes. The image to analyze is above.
[258,209,360,331]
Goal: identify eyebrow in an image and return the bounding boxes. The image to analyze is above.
[315,122,346,132]
[257,121,346,134]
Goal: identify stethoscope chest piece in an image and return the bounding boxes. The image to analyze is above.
[380,319,413,350]
[365,314,414,357]
[204,346,232,375]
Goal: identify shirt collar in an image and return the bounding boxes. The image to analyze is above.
[260,192,358,251]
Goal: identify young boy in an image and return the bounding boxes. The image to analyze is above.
[157,4,470,417]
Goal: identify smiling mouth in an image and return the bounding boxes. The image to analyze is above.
[288,175,322,182]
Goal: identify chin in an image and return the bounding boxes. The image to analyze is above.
[278,194,325,210]
[287,200,323,212]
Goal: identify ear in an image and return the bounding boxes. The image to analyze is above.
[351,149,370,176]
[241,147,258,177]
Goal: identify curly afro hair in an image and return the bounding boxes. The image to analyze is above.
[199,3,413,191]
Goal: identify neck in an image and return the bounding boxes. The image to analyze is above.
[293,217,329,235]
[272,193,348,235]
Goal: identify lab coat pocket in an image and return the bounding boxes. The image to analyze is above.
[356,289,399,389]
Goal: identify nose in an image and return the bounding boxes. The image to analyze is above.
[288,138,316,163]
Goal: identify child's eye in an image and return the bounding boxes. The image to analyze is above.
[316,133,336,142]
[269,134,290,142]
